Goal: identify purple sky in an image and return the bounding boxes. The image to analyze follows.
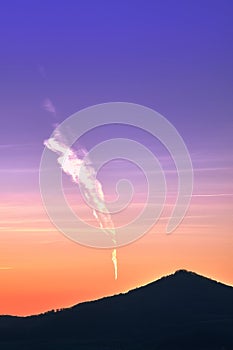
[0,1,232,190]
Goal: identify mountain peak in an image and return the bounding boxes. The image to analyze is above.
[174,268,192,274]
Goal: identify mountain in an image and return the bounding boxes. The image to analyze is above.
[0,270,233,349]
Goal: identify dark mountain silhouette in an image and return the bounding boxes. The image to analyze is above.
[0,270,233,349]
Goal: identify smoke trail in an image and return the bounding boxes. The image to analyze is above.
[44,130,118,279]
[112,249,117,280]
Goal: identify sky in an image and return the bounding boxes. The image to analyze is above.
[0,1,233,316]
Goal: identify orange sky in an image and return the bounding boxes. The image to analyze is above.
[1,190,232,316]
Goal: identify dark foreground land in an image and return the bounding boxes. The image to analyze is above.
[0,270,233,350]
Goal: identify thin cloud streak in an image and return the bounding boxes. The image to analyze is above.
[42,98,56,115]
[191,193,233,198]
[0,168,38,174]
[0,143,37,150]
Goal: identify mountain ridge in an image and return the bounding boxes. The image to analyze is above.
[0,269,232,349]
[5,269,232,318]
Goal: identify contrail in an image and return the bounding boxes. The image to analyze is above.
[44,129,118,279]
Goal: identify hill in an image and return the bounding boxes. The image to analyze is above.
[0,270,232,349]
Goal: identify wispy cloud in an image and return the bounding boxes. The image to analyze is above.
[0,143,36,150]
[42,98,56,115]
[191,193,233,198]
[38,239,64,245]
[0,167,38,174]
[0,267,13,270]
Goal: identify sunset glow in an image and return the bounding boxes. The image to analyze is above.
[0,2,232,316]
